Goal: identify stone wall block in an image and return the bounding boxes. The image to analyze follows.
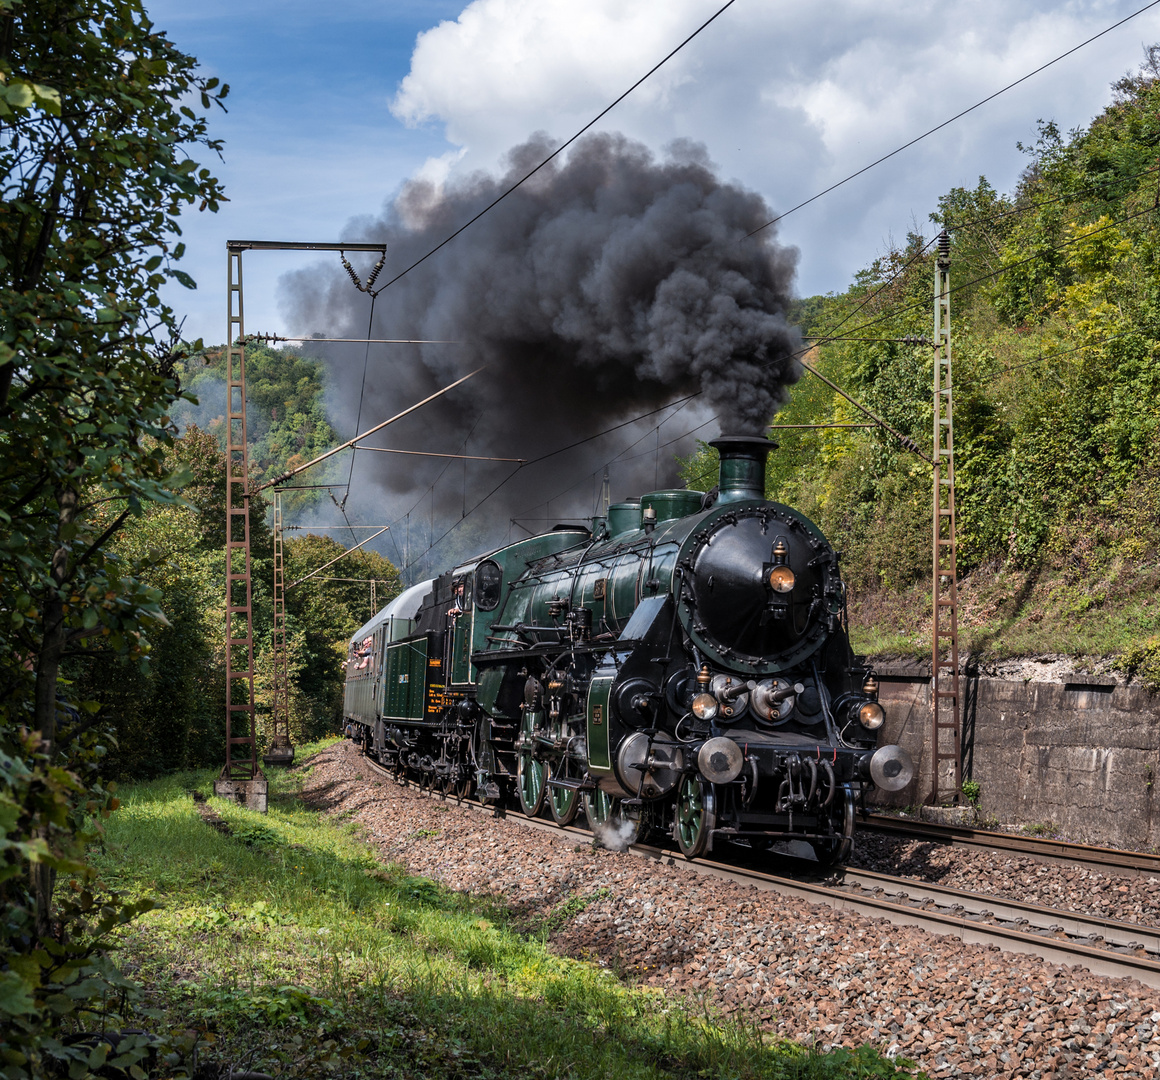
[874,667,1160,848]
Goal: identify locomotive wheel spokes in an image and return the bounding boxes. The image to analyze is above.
[582,787,614,828]
[675,775,715,860]
[812,783,856,867]
[518,750,548,818]
[548,773,580,826]
[454,769,474,803]
[476,743,499,804]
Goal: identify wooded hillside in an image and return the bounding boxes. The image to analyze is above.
[684,52,1160,680]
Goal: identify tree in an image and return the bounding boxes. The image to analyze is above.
[65,428,240,779]
[283,533,401,737]
[0,0,225,992]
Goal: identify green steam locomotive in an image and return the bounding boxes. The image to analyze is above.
[344,436,913,863]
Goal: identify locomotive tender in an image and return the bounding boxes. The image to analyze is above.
[344,436,913,863]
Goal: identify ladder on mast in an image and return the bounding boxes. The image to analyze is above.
[223,248,259,782]
[219,240,388,801]
[930,230,962,804]
[266,489,294,765]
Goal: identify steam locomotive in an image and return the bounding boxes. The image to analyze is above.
[344,436,913,863]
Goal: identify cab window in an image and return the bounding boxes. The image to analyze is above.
[474,560,503,611]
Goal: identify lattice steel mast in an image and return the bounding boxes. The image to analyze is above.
[217,241,388,808]
[930,230,962,804]
[222,246,259,789]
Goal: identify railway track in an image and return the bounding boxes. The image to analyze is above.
[859,812,1160,877]
[358,754,1160,988]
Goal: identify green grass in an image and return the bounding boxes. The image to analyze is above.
[92,748,924,1079]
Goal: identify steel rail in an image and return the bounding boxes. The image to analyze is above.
[354,752,1160,987]
[834,865,1160,957]
[859,813,1160,877]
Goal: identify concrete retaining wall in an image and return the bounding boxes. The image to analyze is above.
[872,660,1160,851]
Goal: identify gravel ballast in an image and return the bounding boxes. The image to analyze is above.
[301,741,1160,1077]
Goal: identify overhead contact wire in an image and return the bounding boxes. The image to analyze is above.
[370,0,739,295]
[809,199,1160,350]
[342,293,378,509]
[403,393,703,572]
[745,0,1160,238]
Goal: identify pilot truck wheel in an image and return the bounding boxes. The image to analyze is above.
[674,775,715,860]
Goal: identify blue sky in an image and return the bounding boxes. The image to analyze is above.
[146,1,1160,348]
[141,1,1160,570]
[145,0,464,343]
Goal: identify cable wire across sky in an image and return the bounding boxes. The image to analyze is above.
[291,0,1160,581]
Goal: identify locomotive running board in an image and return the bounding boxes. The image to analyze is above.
[546,777,596,791]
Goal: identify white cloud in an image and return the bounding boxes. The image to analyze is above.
[145,0,1160,343]
[386,0,1160,295]
[393,0,697,145]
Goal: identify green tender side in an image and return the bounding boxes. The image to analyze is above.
[384,637,430,722]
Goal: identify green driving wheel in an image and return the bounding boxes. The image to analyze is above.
[674,775,715,860]
[582,787,613,828]
[582,788,640,848]
[518,750,548,818]
[549,775,580,826]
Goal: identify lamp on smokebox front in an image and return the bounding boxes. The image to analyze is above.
[857,701,885,730]
[766,537,794,593]
[691,693,719,721]
[691,664,717,719]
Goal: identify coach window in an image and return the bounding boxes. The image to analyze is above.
[474,560,502,611]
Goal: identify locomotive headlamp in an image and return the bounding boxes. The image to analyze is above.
[768,565,795,593]
[858,701,885,730]
[691,693,719,721]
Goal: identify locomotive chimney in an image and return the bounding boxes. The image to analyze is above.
[709,435,775,504]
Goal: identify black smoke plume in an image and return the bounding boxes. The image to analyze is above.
[280,133,801,573]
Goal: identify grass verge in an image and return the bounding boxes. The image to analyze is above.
[93,743,925,1079]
